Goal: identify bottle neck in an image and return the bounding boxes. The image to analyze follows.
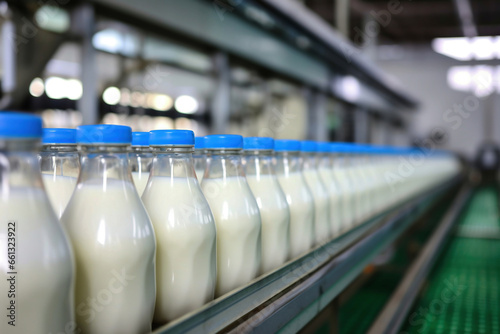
[129,148,154,174]
[193,149,207,158]
[150,147,196,179]
[205,149,245,179]
[1,139,43,194]
[130,146,151,153]
[243,150,275,177]
[301,152,319,171]
[78,144,133,185]
[39,146,80,178]
[275,151,302,175]
[333,153,349,168]
[318,153,333,169]
[42,144,78,153]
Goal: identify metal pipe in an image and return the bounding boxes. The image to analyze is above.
[335,0,350,38]
[453,0,477,37]
[75,3,98,125]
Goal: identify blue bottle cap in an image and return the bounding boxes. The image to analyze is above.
[274,139,301,152]
[195,136,205,149]
[350,144,364,154]
[76,125,132,145]
[300,140,318,152]
[42,128,77,145]
[243,137,274,150]
[316,142,331,153]
[0,112,43,139]
[330,143,352,153]
[150,130,194,146]
[132,132,150,147]
[204,135,243,149]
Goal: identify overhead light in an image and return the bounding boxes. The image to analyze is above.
[45,77,68,99]
[432,37,473,61]
[447,66,472,91]
[338,76,360,102]
[102,87,121,105]
[147,93,173,111]
[473,65,494,97]
[447,65,496,97]
[102,113,121,125]
[66,79,83,100]
[432,36,500,61]
[120,88,131,106]
[153,116,174,130]
[93,29,123,54]
[175,95,199,114]
[130,91,146,108]
[495,37,500,59]
[35,5,70,33]
[29,78,44,97]
[45,77,83,100]
[175,117,194,130]
[471,37,495,60]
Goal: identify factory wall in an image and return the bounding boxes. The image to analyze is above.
[375,45,500,159]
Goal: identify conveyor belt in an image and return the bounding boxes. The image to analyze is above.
[338,201,452,334]
[399,186,500,334]
[150,176,461,334]
[455,187,500,239]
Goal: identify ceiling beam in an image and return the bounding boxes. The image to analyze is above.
[350,0,454,17]
[453,0,478,37]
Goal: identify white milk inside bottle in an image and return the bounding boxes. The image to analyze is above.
[0,112,74,334]
[194,136,207,182]
[349,144,371,224]
[370,147,386,213]
[331,144,355,232]
[243,137,290,274]
[39,128,80,218]
[342,145,364,227]
[274,139,315,258]
[357,145,377,219]
[142,130,216,323]
[201,135,261,297]
[317,142,342,238]
[129,132,153,195]
[301,141,331,245]
[61,125,156,334]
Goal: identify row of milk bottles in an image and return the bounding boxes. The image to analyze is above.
[0,112,461,334]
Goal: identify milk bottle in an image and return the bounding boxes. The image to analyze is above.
[375,147,393,210]
[0,112,74,334]
[358,145,378,218]
[368,146,383,213]
[129,132,153,195]
[193,136,207,182]
[342,144,364,227]
[39,128,80,218]
[301,141,331,244]
[142,130,216,323]
[349,144,371,224]
[274,139,315,258]
[61,125,156,334]
[243,137,290,274]
[331,144,355,232]
[201,134,261,297]
[317,142,342,238]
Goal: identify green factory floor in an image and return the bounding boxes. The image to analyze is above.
[336,186,500,334]
[400,186,500,334]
